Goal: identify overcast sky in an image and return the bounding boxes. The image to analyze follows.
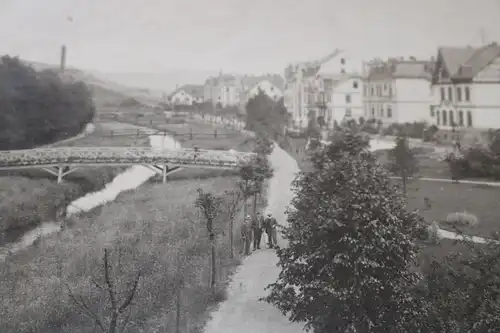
[1,0,499,74]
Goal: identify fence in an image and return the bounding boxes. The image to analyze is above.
[94,128,242,141]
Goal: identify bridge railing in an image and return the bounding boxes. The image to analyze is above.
[0,147,257,169]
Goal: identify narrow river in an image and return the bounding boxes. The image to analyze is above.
[1,127,182,259]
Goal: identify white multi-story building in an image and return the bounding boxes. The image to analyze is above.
[283,49,344,129]
[363,58,435,125]
[323,73,364,127]
[203,73,240,108]
[430,42,500,138]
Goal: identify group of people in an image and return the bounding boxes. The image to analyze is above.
[241,212,278,255]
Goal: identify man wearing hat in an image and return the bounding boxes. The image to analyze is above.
[241,214,253,255]
[251,212,265,250]
[264,212,278,248]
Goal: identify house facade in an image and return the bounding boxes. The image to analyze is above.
[363,58,435,125]
[169,84,204,106]
[325,74,364,126]
[203,74,240,108]
[283,49,345,129]
[238,74,284,111]
[430,42,500,140]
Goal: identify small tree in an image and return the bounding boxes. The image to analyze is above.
[263,132,426,333]
[195,189,224,293]
[388,134,419,196]
[223,189,245,259]
[66,248,141,333]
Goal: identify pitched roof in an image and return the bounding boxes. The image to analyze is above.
[170,84,204,99]
[240,74,284,92]
[437,42,500,80]
[366,59,434,81]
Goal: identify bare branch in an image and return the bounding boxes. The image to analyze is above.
[119,308,133,333]
[119,270,141,313]
[91,277,105,291]
[66,283,107,332]
[103,248,118,310]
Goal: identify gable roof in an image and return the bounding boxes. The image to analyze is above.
[366,59,434,81]
[170,84,204,99]
[240,74,284,92]
[436,42,500,81]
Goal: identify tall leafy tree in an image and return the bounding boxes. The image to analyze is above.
[0,55,95,149]
[263,131,426,333]
[245,89,288,140]
[388,134,419,196]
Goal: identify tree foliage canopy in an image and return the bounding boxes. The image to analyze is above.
[264,131,426,333]
[245,89,289,139]
[0,56,95,149]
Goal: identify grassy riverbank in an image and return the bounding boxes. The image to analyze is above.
[0,175,268,333]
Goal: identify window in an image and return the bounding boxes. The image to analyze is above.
[363,85,367,96]
[387,106,392,118]
[345,94,351,103]
[442,110,447,125]
[436,110,440,125]
[340,58,345,65]
[430,108,435,117]
[458,110,464,126]
[449,110,454,126]
[371,85,375,96]
[456,87,462,101]
[346,108,352,117]
[448,87,453,101]
[467,111,473,127]
[371,107,375,117]
[380,106,384,117]
[376,86,382,96]
[353,81,358,89]
[388,85,392,96]
[226,87,230,92]
[440,87,445,101]
[465,86,470,101]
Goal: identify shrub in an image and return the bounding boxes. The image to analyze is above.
[445,211,479,228]
[0,56,95,149]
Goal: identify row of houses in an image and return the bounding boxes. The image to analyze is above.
[285,42,500,133]
[166,42,500,134]
[167,73,285,111]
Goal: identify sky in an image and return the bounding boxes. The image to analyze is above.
[0,0,499,75]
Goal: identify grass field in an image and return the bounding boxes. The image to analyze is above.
[404,179,500,238]
[0,175,268,333]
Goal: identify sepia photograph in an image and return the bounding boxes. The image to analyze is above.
[0,0,500,332]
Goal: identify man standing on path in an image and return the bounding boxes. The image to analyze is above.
[264,213,278,248]
[241,215,252,255]
[251,212,264,250]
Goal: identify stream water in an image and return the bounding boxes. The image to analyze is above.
[0,130,181,259]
